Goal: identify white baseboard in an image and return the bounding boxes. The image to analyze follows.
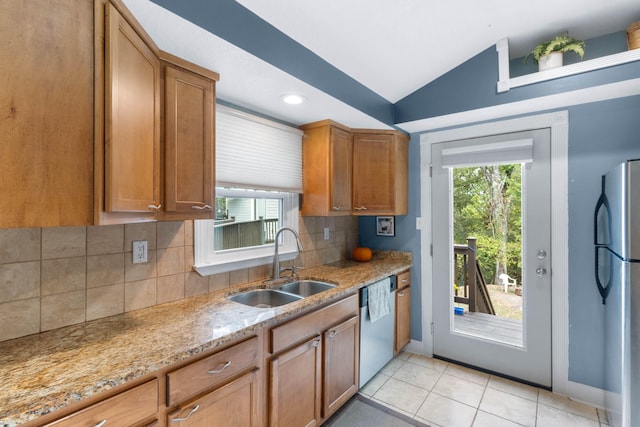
[566,380,606,409]
[403,339,424,355]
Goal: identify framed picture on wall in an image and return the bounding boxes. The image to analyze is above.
[376,216,395,236]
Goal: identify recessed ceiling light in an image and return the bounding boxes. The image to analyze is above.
[280,94,306,105]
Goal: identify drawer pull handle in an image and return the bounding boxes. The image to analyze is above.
[191,205,212,210]
[401,278,409,283]
[147,204,162,210]
[93,421,107,427]
[171,405,200,422]
[208,360,231,374]
[398,291,406,297]
[328,330,336,338]
[310,339,320,348]
[354,206,367,211]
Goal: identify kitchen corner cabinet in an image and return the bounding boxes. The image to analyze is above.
[267,294,359,426]
[159,52,218,221]
[300,120,353,216]
[95,0,161,224]
[0,0,95,228]
[352,130,409,215]
[395,270,411,354]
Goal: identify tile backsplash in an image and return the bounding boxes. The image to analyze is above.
[0,216,358,343]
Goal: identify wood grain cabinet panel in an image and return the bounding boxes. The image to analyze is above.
[44,380,159,427]
[104,2,161,214]
[167,370,259,427]
[160,53,218,220]
[0,0,94,227]
[300,120,353,216]
[322,315,359,418]
[352,130,409,215]
[395,270,412,354]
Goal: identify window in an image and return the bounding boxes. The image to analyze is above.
[193,105,303,275]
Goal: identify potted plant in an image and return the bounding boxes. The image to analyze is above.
[525,32,585,71]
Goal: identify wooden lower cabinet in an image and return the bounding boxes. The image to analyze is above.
[395,270,412,354]
[167,370,260,427]
[322,316,359,418]
[267,294,359,426]
[44,380,159,427]
[269,336,322,427]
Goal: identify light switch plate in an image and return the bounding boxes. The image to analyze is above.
[132,240,148,264]
[416,217,424,230]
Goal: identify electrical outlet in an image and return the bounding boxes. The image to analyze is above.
[324,227,330,240]
[416,217,424,230]
[132,240,148,264]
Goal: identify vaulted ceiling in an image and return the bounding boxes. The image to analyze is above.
[126,0,639,129]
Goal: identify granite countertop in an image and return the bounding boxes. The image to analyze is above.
[0,251,412,426]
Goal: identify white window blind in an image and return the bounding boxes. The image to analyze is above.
[216,104,303,192]
[441,138,533,168]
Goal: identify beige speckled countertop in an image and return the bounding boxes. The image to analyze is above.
[0,251,411,426]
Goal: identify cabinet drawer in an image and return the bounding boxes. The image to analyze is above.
[270,294,358,354]
[397,270,411,289]
[45,379,158,427]
[167,336,259,406]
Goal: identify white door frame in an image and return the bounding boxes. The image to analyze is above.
[419,110,569,395]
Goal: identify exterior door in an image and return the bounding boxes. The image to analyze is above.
[431,129,552,387]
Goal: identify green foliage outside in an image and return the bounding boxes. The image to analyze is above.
[453,164,522,285]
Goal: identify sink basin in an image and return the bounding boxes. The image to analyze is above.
[277,280,337,297]
[227,289,303,308]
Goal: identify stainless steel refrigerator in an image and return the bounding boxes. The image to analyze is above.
[594,159,640,427]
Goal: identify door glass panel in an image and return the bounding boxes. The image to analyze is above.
[451,164,524,347]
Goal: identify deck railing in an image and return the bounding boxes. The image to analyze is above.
[214,218,279,250]
[453,238,495,315]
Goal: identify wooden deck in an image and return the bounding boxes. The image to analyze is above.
[453,311,523,347]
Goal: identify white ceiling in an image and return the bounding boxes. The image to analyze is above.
[126,0,639,129]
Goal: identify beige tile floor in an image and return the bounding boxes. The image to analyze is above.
[359,352,610,427]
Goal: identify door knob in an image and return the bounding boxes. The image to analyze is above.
[536,267,547,276]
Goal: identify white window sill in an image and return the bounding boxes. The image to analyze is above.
[193,249,298,277]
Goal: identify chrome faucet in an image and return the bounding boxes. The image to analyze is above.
[272,227,304,280]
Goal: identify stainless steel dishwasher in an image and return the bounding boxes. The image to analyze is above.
[359,276,397,387]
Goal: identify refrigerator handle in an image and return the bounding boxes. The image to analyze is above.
[593,175,611,246]
[594,247,612,305]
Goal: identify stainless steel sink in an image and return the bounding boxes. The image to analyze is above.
[277,280,337,297]
[227,289,303,308]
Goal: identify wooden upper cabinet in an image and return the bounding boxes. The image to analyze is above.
[0,0,94,227]
[300,120,352,216]
[352,129,409,215]
[104,2,161,216]
[159,52,218,221]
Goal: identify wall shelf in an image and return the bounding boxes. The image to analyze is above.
[496,38,640,93]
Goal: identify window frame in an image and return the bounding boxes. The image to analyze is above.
[193,189,299,276]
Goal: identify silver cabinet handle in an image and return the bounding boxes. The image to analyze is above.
[309,338,320,348]
[93,421,106,427]
[171,405,200,422]
[536,267,548,276]
[208,360,231,374]
[401,278,409,283]
[147,204,161,210]
[328,330,336,339]
[354,206,367,211]
[191,205,212,210]
[398,291,406,297]
[332,206,341,210]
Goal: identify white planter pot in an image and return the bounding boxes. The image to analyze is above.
[538,52,563,71]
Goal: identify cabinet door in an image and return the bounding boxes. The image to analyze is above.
[0,0,94,227]
[167,370,259,427]
[105,2,160,213]
[269,336,322,427]
[395,286,411,354]
[329,126,353,213]
[162,64,215,219]
[352,133,396,213]
[323,316,359,418]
